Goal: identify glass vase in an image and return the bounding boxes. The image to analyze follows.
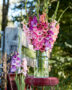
[34,50,49,77]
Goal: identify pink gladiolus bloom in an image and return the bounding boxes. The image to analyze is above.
[52,35,57,42]
[39,13,46,23]
[34,30,43,36]
[34,45,41,50]
[22,14,60,52]
[56,24,60,30]
[37,23,43,30]
[37,36,44,42]
[42,31,47,37]
[50,20,57,27]
[32,32,38,40]
[40,45,46,52]
[33,41,43,50]
[21,58,28,76]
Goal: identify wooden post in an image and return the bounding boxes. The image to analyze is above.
[2,53,7,90]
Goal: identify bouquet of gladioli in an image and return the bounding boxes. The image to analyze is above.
[23,15,59,52]
[10,52,28,90]
[10,52,21,73]
[15,58,28,90]
[10,52,28,75]
[21,58,28,76]
[23,0,68,52]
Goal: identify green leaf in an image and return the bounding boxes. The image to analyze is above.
[52,0,60,20]
[58,6,69,22]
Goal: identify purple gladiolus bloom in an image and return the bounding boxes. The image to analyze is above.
[49,38,53,42]
[10,52,21,73]
[17,57,21,60]
[45,42,52,49]
[11,65,17,72]
[11,60,16,65]
[17,52,19,55]
[33,16,37,24]
[48,30,54,35]
[29,26,33,30]
[29,16,37,29]
[16,63,21,67]
[13,55,17,58]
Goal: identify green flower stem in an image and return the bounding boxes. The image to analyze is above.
[52,0,60,20]
[36,50,49,77]
[43,0,50,20]
[15,74,25,90]
[25,0,28,22]
[37,0,40,21]
[36,51,44,71]
[58,6,69,23]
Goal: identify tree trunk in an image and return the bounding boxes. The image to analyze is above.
[1,0,9,53]
[2,0,9,31]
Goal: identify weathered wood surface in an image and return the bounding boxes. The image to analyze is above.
[0,54,7,90]
[0,31,3,57]
[5,27,22,58]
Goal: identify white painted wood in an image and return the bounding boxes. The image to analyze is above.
[18,28,22,58]
[0,48,2,51]
[5,27,22,58]
[0,31,3,34]
[0,31,3,57]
